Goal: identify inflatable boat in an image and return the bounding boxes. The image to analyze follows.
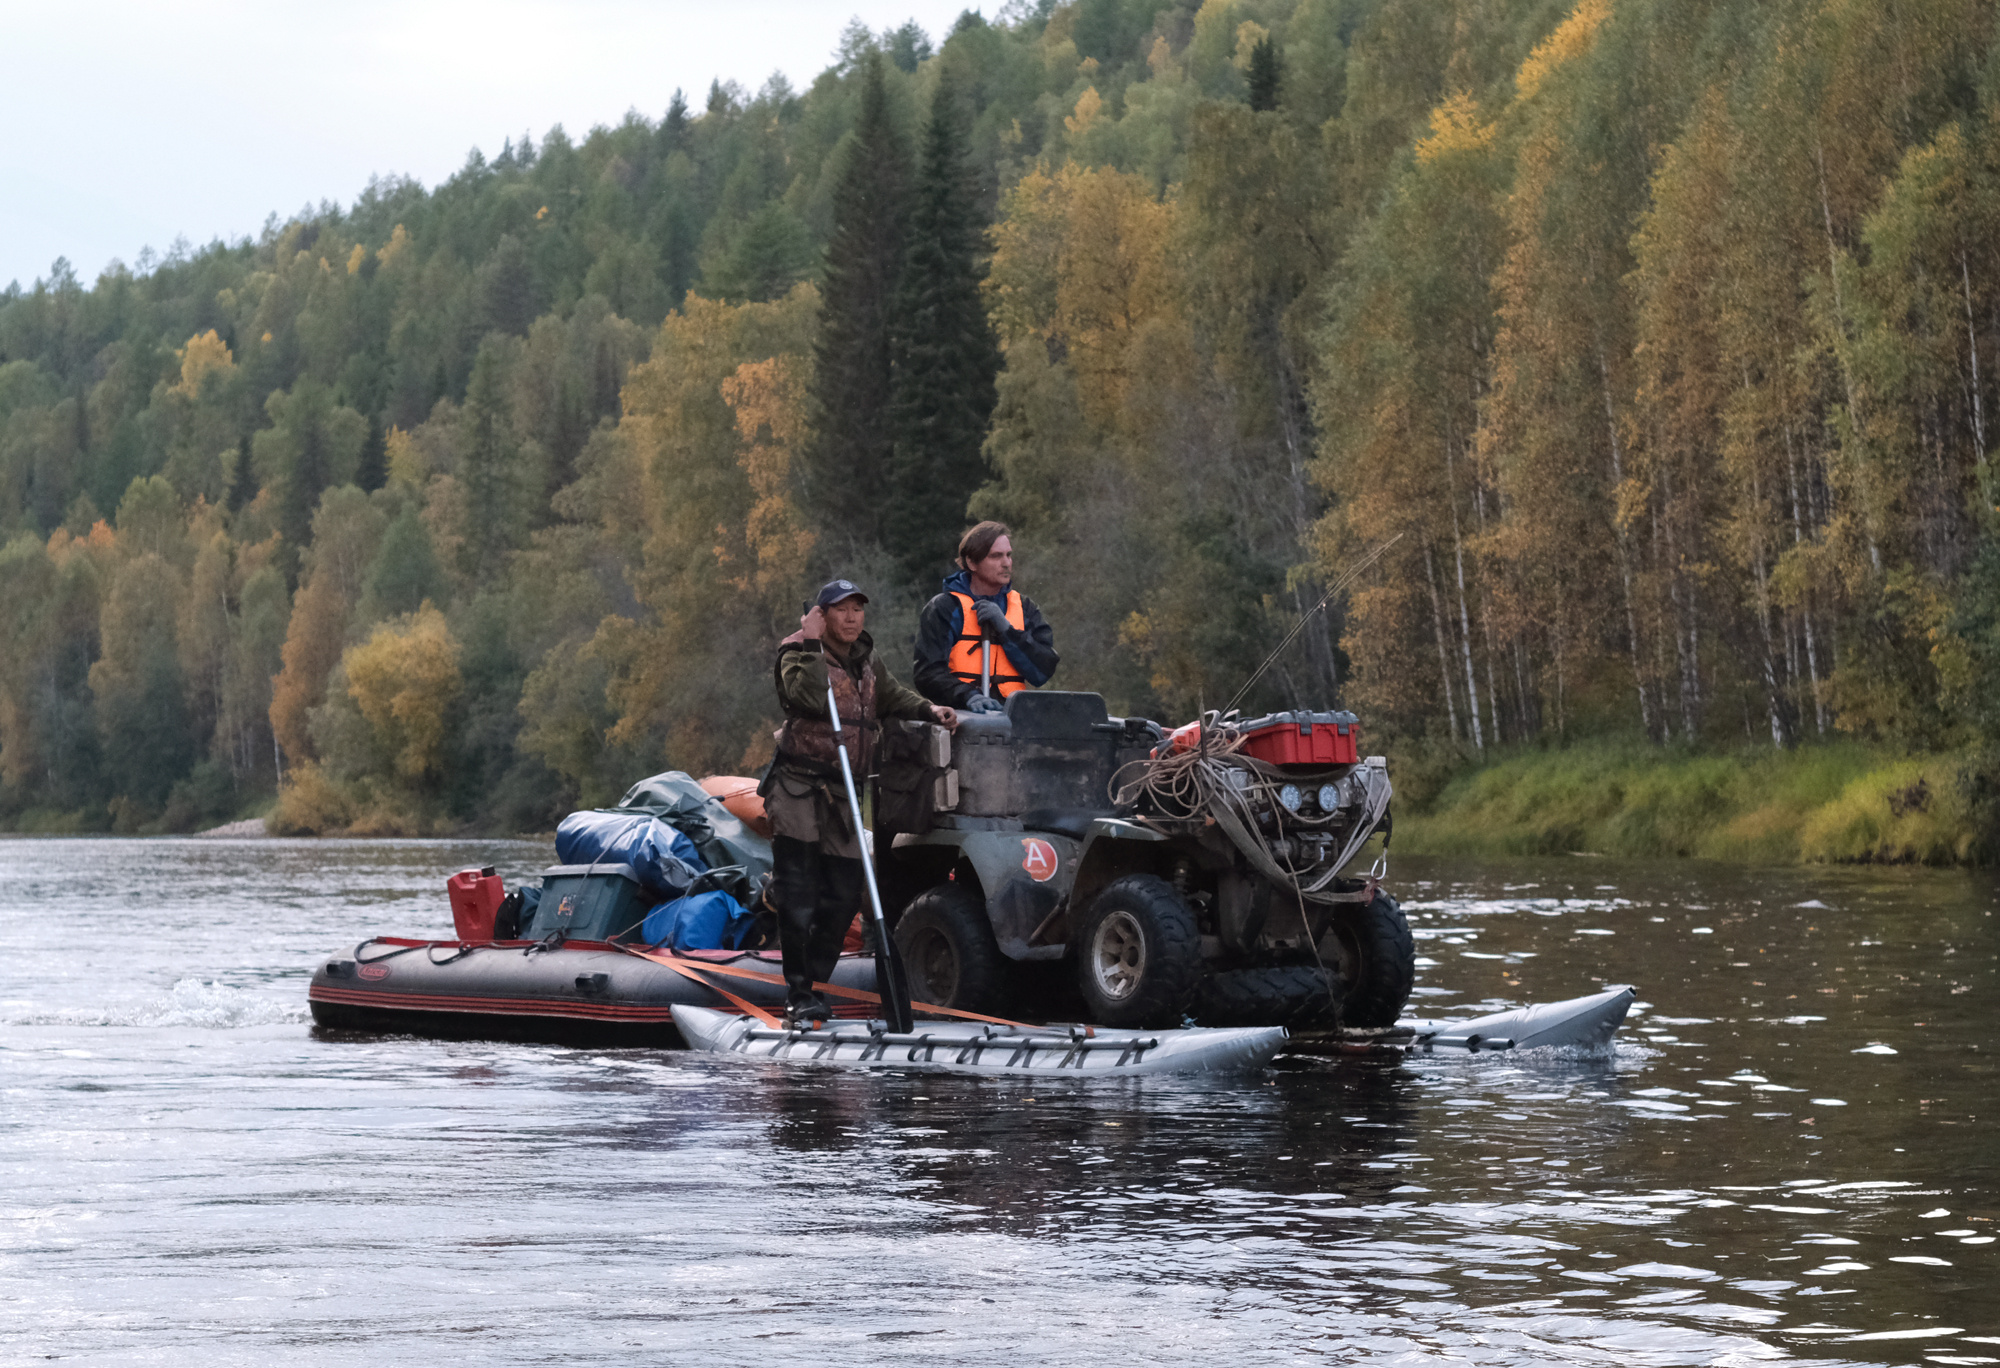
[307,936,882,1047]
[308,772,810,1046]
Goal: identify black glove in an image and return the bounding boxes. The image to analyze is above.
[973,598,1010,638]
[964,694,1003,714]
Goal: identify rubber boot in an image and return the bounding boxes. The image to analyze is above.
[806,855,864,989]
[786,992,831,1026]
[772,836,824,1002]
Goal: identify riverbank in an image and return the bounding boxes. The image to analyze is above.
[12,739,1987,865]
[1391,739,1990,865]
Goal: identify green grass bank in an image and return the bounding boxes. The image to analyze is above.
[1391,740,1992,865]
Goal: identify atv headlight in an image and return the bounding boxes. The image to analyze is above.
[1278,783,1303,813]
[1318,782,1341,813]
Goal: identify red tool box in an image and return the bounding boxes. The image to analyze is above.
[1233,711,1361,767]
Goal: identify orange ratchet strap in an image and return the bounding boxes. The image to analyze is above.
[623,950,783,1028]
[618,946,1044,1031]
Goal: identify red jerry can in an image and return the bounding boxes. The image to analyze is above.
[1155,720,1204,757]
[447,866,505,941]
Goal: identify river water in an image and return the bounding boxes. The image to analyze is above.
[0,838,1993,1366]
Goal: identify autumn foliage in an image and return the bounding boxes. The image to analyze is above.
[7,1,2000,848]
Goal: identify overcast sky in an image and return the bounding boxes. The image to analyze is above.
[1,0,986,291]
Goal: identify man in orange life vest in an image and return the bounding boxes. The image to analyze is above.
[765,579,958,1023]
[913,520,1060,713]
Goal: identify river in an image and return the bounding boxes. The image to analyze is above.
[0,838,1993,1365]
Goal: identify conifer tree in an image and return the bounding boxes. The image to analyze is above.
[357,502,446,624]
[655,192,699,308]
[803,52,909,555]
[459,340,526,585]
[1247,37,1282,112]
[705,203,815,302]
[886,68,1000,586]
[251,380,366,575]
[886,20,932,72]
[660,89,690,151]
[476,235,537,338]
[640,91,700,309]
[356,416,388,493]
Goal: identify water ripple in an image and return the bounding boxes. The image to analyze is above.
[0,843,1992,1364]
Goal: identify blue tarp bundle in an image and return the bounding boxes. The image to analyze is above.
[554,811,705,897]
[614,773,770,903]
[551,777,769,948]
[639,889,757,951]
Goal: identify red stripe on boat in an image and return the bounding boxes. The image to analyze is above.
[309,984,677,1022]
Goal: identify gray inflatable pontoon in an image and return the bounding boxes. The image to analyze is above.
[673,1004,1287,1077]
[1401,984,1635,1053]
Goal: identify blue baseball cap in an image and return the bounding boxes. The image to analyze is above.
[814,579,869,608]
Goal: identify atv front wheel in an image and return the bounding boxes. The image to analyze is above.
[1073,875,1202,1028]
[1326,890,1414,1028]
[894,883,1010,1015]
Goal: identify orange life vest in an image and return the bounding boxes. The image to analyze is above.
[946,590,1028,699]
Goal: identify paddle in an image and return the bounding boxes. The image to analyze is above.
[826,678,914,1034]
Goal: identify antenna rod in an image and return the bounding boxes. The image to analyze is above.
[1222,534,1403,718]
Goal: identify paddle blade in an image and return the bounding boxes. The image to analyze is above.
[874,923,913,1034]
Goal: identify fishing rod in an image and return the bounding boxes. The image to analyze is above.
[1221,533,1404,719]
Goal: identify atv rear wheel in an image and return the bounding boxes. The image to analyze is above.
[894,883,1010,1014]
[1325,890,1414,1028]
[1192,965,1342,1028]
[1073,875,1201,1029]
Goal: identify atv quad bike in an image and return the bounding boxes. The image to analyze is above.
[875,691,1413,1031]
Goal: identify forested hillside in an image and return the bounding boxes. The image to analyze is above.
[5,0,2000,839]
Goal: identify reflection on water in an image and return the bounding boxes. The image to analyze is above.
[0,839,1994,1364]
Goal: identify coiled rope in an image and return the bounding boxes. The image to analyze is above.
[1109,717,1391,905]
